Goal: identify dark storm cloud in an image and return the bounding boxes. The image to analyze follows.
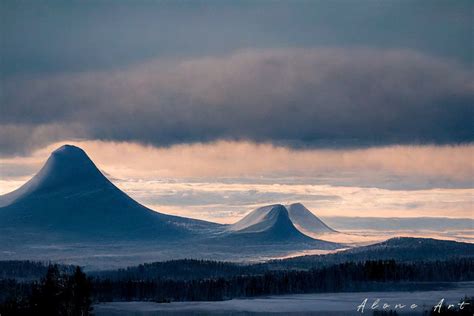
[1,0,472,77]
[0,124,87,155]
[1,48,473,155]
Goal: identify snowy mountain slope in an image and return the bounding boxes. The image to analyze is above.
[0,144,344,264]
[226,204,341,248]
[228,204,286,232]
[228,204,306,238]
[286,203,336,235]
[0,145,220,241]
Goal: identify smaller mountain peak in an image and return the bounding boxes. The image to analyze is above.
[286,202,336,233]
[288,202,305,208]
[228,204,289,233]
[252,204,290,219]
[269,204,288,213]
[286,203,312,215]
[255,204,286,211]
[264,204,289,219]
[267,204,291,220]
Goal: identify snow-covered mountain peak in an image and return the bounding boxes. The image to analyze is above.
[286,203,336,234]
[25,144,109,194]
[0,144,109,207]
[52,144,87,156]
[0,144,219,239]
[228,204,287,232]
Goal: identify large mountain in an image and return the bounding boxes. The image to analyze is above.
[0,145,219,241]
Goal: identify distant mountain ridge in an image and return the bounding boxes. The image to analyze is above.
[267,237,474,270]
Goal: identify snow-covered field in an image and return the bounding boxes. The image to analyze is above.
[94,282,474,315]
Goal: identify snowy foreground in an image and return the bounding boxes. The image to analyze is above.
[94,282,473,315]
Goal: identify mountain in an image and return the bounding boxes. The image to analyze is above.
[267,237,474,269]
[345,236,474,259]
[0,145,219,241]
[228,204,308,240]
[226,204,340,248]
[286,203,336,235]
[0,144,343,267]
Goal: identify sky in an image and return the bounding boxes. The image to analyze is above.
[0,0,473,223]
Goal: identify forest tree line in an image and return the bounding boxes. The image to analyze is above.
[92,258,474,302]
[0,258,473,315]
[0,265,91,316]
[0,258,474,315]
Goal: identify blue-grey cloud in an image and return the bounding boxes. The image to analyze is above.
[1,48,472,155]
[136,189,339,208]
[1,0,471,77]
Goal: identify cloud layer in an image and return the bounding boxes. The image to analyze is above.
[1,48,473,155]
[1,140,472,221]
[2,139,473,188]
